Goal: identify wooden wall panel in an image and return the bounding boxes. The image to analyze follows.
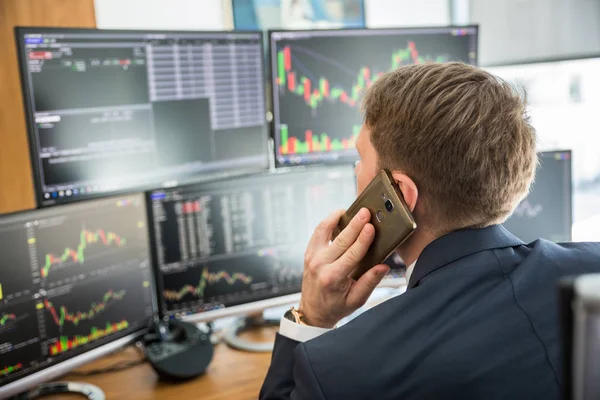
[0,0,96,214]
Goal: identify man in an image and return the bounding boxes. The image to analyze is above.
[259,63,600,399]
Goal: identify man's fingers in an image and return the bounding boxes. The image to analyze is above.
[325,208,370,263]
[306,209,346,255]
[347,264,390,310]
[332,222,376,275]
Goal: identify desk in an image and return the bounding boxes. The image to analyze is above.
[45,327,277,400]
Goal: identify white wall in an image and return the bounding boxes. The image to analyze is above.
[365,0,450,28]
[95,0,451,31]
[94,0,227,30]
[470,0,600,66]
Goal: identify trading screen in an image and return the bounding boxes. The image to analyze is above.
[270,26,478,166]
[16,28,269,206]
[503,151,572,243]
[148,165,356,318]
[0,195,154,387]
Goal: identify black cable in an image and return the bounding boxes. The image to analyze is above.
[68,342,147,377]
[68,358,146,376]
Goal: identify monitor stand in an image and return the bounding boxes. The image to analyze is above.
[14,382,105,399]
[222,312,280,353]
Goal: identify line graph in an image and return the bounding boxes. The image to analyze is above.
[40,229,127,279]
[44,289,126,327]
[163,267,253,301]
[49,320,130,356]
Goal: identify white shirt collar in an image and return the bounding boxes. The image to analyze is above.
[405,260,417,284]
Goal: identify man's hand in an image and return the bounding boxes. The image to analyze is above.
[299,208,390,328]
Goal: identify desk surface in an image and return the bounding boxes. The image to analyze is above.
[46,327,276,400]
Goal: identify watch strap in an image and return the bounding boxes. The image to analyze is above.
[284,307,307,325]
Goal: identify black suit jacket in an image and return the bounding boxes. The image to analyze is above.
[260,225,600,399]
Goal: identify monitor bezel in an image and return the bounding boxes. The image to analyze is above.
[0,193,156,397]
[145,163,358,322]
[267,25,479,169]
[14,26,271,209]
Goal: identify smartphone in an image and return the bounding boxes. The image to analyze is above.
[333,169,417,280]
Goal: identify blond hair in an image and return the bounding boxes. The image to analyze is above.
[362,62,537,231]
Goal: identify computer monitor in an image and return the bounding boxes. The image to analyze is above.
[0,194,154,398]
[147,165,357,322]
[503,150,572,243]
[269,26,478,167]
[15,27,269,207]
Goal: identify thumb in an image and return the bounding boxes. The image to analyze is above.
[347,265,390,309]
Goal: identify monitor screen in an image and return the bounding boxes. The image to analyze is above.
[503,150,572,243]
[15,27,269,207]
[147,165,356,321]
[0,194,154,397]
[269,26,478,167]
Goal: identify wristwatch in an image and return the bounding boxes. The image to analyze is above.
[283,307,308,325]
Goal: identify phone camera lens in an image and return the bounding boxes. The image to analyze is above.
[385,199,394,213]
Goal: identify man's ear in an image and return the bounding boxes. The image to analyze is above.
[390,171,418,212]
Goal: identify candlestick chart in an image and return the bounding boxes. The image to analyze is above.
[0,363,22,378]
[163,267,253,301]
[272,31,474,164]
[0,313,16,327]
[0,301,37,341]
[40,229,127,279]
[161,253,276,310]
[0,311,29,334]
[32,203,148,286]
[44,289,126,327]
[49,320,130,356]
[43,271,151,357]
